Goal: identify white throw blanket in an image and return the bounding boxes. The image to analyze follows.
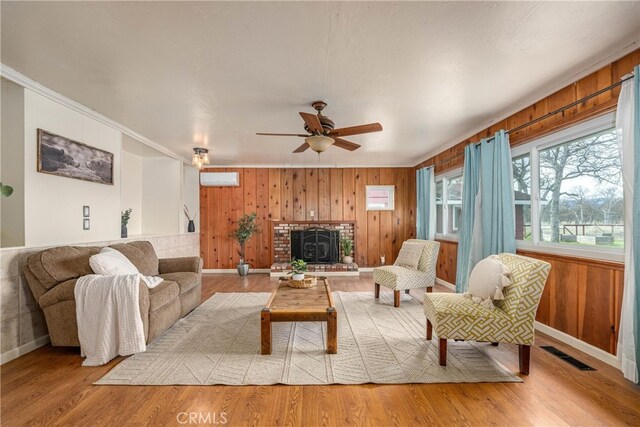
[75,274,147,366]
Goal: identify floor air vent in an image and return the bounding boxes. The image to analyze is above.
[540,346,596,371]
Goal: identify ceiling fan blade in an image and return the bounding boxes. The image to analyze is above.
[328,122,382,137]
[299,112,324,134]
[332,137,361,151]
[256,132,308,137]
[293,142,310,153]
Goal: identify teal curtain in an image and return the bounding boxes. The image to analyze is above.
[455,144,480,293]
[416,166,435,240]
[455,130,516,293]
[479,130,516,256]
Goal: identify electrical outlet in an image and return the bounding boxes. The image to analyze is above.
[310,210,315,217]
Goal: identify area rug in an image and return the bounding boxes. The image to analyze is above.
[96,292,522,385]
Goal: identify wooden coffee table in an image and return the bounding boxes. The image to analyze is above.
[261,276,337,355]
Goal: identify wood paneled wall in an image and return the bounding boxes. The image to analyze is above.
[424,51,637,356]
[416,49,640,174]
[200,168,416,269]
[435,239,625,355]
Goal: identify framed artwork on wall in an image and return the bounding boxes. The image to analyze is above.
[366,185,395,211]
[37,129,114,185]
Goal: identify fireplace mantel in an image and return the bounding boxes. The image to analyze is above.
[270,220,356,225]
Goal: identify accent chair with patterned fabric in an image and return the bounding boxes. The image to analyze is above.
[424,253,551,374]
[373,239,440,307]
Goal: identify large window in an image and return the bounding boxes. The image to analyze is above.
[513,114,623,253]
[435,173,463,237]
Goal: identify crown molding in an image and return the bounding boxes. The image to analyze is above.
[204,164,416,168]
[0,64,189,164]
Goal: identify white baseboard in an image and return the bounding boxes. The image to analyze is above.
[203,269,271,274]
[435,278,456,291]
[534,322,621,369]
[1,335,50,365]
[269,271,360,278]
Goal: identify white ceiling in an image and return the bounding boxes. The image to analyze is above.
[2,2,639,166]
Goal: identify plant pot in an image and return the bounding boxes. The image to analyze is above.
[187,220,195,233]
[342,256,353,264]
[121,224,128,238]
[291,273,305,281]
[237,263,249,276]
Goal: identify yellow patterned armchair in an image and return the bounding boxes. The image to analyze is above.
[374,239,440,307]
[424,253,550,374]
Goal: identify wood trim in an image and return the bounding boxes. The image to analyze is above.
[517,249,624,270]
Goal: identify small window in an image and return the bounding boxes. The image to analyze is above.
[366,185,395,210]
[513,154,532,241]
[435,181,443,234]
[446,175,463,234]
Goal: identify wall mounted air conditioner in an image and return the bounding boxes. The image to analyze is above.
[200,172,240,187]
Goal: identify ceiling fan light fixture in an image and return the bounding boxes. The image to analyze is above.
[305,135,334,153]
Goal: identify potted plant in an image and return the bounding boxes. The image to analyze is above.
[0,183,13,198]
[121,208,132,238]
[183,204,197,233]
[341,237,354,264]
[289,258,308,281]
[231,212,260,276]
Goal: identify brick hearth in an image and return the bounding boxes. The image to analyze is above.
[270,262,359,277]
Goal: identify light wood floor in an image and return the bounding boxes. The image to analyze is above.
[2,273,639,426]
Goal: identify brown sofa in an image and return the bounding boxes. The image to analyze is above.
[22,241,203,347]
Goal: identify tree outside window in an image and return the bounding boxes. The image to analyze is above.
[538,129,623,247]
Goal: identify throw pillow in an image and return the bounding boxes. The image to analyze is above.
[394,242,424,270]
[466,255,512,309]
[90,247,139,276]
[89,248,163,288]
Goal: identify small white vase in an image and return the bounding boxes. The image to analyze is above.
[342,256,353,264]
[292,273,305,281]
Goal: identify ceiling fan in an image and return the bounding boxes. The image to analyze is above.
[256,101,382,153]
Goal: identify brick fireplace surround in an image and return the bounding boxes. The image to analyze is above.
[270,220,359,276]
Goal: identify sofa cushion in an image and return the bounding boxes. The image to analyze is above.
[109,241,159,276]
[39,278,78,308]
[148,280,180,312]
[27,246,100,290]
[158,272,199,295]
